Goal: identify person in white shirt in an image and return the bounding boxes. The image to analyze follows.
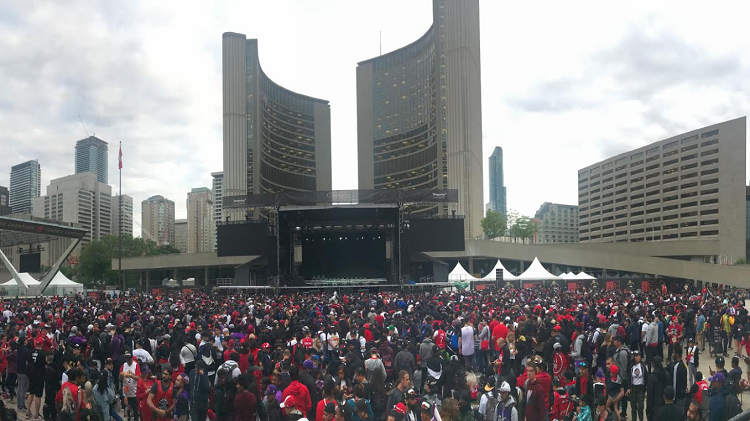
[629,350,647,421]
[133,340,154,364]
[119,352,141,421]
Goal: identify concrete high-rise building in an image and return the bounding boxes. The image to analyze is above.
[9,160,41,214]
[32,172,111,243]
[75,136,109,184]
[0,186,10,216]
[535,202,579,244]
[175,219,188,253]
[212,172,223,250]
[111,194,133,238]
[356,0,484,238]
[578,117,746,260]
[141,195,175,246]
[222,33,332,220]
[187,187,214,253]
[489,147,507,216]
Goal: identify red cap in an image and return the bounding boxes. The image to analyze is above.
[395,403,407,414]
[610,365,619,376]
[262,343,271,349]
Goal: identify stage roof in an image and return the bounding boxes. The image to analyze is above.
[0,215,87,248]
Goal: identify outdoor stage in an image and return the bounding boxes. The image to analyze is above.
[217,189,465,288]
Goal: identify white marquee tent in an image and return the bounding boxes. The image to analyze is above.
[480,260,518,281]
[46,272,84,296]
[448,263,476,282]
[517,258,559,281]
[557,272,575,280]
[573,271,597,280]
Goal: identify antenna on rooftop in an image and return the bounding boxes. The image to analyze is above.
[77,115,94,138]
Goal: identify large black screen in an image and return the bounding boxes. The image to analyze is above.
[405,218,465,252]
[217,223,270,257]
[20,253,41,273]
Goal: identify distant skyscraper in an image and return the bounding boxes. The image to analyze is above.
[32,173,111,243]
[9,160,41,214]
[187,187,214,253]
[175,219,188,253]
[75,136,109,184]
[111,194,133,237]
[0,186,10,216]
[222,32,332,221]
[141,195,175,246]
[356,0,484,238]
[488,147,507,215]
[212,172,223,251]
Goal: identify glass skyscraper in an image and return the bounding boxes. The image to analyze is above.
[9,160,41,214]
[356,0,484,238]
[489,147,507,215]
[75,136,108,184]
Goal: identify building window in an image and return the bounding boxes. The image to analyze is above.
[701,129,719,138]
[663,140,679,150]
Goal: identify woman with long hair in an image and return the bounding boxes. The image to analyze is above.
[598,334,612,371]
[93,374,115,421]
[438,398,458,421]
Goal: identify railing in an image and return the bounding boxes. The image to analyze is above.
[216,278,235,287]
[306,278,387,286]
[730,410,750,421]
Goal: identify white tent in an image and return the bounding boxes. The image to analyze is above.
[517,258,559,281]
[480,260,518,281]
[557,272,575,280]
[2,273,41,287]
[46,272,84,296]
[573,271,596,280]
[448,263,476,282]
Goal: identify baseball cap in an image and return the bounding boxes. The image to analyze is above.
[303,360,314,369]
[498,381,511,393]
[394,403,407,414]
[484,377,496,391]
[266,385,278,395]
[280,396,296,409]
[553,342,562,350]
[262,343,271,349]
[709,372,725,383]
[609,364,619,376]
[715,356,725,366]
[324,403,336,415]
[406,389,418,399]
[421,402,432,411]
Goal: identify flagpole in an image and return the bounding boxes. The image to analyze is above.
[119,141,123,292]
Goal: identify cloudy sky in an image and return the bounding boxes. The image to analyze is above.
[1,0,749,236]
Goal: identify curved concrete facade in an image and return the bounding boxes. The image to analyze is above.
[357,0,484,238]
[222,33,332,219]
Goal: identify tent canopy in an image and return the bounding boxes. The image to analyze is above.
[573,271,596,280]
[481,260,518,281]
[557,272,575,280]
[517,258,558,281]
[49,272,82,286]
[3,273,41,287]
[448,263,475,282]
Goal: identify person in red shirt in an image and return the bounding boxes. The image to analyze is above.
[433,323,446,350]
[552,343,569,384]
[55,368,85,421]
[234,373,258,421]
[281,367,312,417]
[492,320,509,355]
[524,362,549,421]
[666,318,683,361]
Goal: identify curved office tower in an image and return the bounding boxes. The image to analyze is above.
[356,0,484,238]
[223,33,332,219]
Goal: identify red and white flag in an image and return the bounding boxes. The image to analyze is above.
[119,144,123,169]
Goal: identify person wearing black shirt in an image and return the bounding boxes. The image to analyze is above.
[44,353,59,421]
[26,339,46,419]
[655,386,683,421]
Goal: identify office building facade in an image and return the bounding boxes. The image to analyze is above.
[212,172,223,250]
[356,0,484,238]
[0,186,10,216]
[141,195,175,246]
[111,194,133,238]
[488,147,507,216]
[9,160,41,214]
[578,117,746,260]
[222,33,332,220]
[187,187,214,253]
[75,136,109,184]
[535,202,579,244]
[175,219,188,253]
[32,173,111,243]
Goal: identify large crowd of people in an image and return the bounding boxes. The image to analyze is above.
[0,283,746,421]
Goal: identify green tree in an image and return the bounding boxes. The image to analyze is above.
[481,210,507,239]
[509,214,538,241]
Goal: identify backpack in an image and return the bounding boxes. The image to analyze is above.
[483,391,500,421]
[723,393,742,421]
[615,348,632,380]
[217,360,239,383]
